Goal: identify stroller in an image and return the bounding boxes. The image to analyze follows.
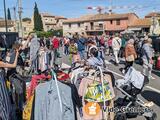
[115,67,157,120]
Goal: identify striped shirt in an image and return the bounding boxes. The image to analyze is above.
[0,69,11,120]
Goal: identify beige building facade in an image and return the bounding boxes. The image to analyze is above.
[63,13,139,36]
[0,19,15,32]
[40,13,66,31]
[22,20,34,37]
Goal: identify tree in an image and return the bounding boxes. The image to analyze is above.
[22,17,31,22]
[33,2,43,31]
[7,8,11,20]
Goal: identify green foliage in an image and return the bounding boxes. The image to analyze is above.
[22,17,31,22]
[33,2,43,31]
[7,8,11,20]
[36,29,63,38]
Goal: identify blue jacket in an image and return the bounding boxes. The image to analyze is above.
[77,38,86,51]
[34,80,75,120]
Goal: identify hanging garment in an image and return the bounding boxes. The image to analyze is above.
[61,82,82,120]
[27,74,51,99]
[57,71,70,81]
[34,80,75,120]
[38,49,49,72]
[30,38,40,62]
[23,94,34,120]
[78,74,115,120]
[9,74,27,113]
[84,81,113,102]
[78,77,113,100]
[0,69,11,120]
[30,38,40,73]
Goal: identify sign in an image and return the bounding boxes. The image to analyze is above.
[84,102,100,116]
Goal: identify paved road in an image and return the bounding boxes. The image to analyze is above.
[59,48,160,120]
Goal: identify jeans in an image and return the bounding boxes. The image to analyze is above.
[108,46,113,55]
[53,49,58,64]
[143,60,153,80]
[50,50,54,67]
[119,47,125,58]
[64,45,69,55]
[78,50,85,60]
[31,57,38,73]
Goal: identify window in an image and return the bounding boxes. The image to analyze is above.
[116,20,120,25]
[57,19,59,23]
[85,26,88,30]
[78,23,81,27]
[47,26,50,30]
[69,23,71,28]
[110,20,113,24]
[90,22,94,30]
[99,24,103,29]
[24,27,26,31]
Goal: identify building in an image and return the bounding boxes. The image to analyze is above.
[104,13,138,34]
[63,13,139,36]
[63,14,93,36]
[128,18,151,33]
[0,19,15,32]
[40,13,67,31]
[145,12,160,18]
[145,12,160,35]
[22,19,34,37]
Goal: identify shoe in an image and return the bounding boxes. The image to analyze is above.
[150,76,155,80]
[144,101,154,107]
[122,69,125,74]
[115,63,119,66]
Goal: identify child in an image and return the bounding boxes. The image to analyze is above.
[69,39,80,64]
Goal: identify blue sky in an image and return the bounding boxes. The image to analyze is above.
[0,0,160,19]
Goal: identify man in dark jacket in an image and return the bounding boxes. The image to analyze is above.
[76,35,86,60]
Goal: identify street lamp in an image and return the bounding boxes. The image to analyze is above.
[3,0,8,32]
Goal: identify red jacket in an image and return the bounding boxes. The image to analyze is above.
[108,38,112,47]
[52,38,59,49]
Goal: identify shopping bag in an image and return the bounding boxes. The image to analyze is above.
[84,81,113,102]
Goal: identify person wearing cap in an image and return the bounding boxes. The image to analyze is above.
[142,37,154,80]
[112,33,122,66]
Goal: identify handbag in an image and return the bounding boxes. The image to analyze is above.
[84,68,113,103]
[126,55,135,62]
[84,81,113,102]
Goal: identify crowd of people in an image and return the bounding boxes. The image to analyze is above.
[57,33,155,80]
[0,31,158,120]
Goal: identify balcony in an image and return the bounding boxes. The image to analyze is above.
[85,25,104,31]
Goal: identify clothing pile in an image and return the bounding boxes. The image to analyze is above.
[23,69,82,120]
[70,65,115,120]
